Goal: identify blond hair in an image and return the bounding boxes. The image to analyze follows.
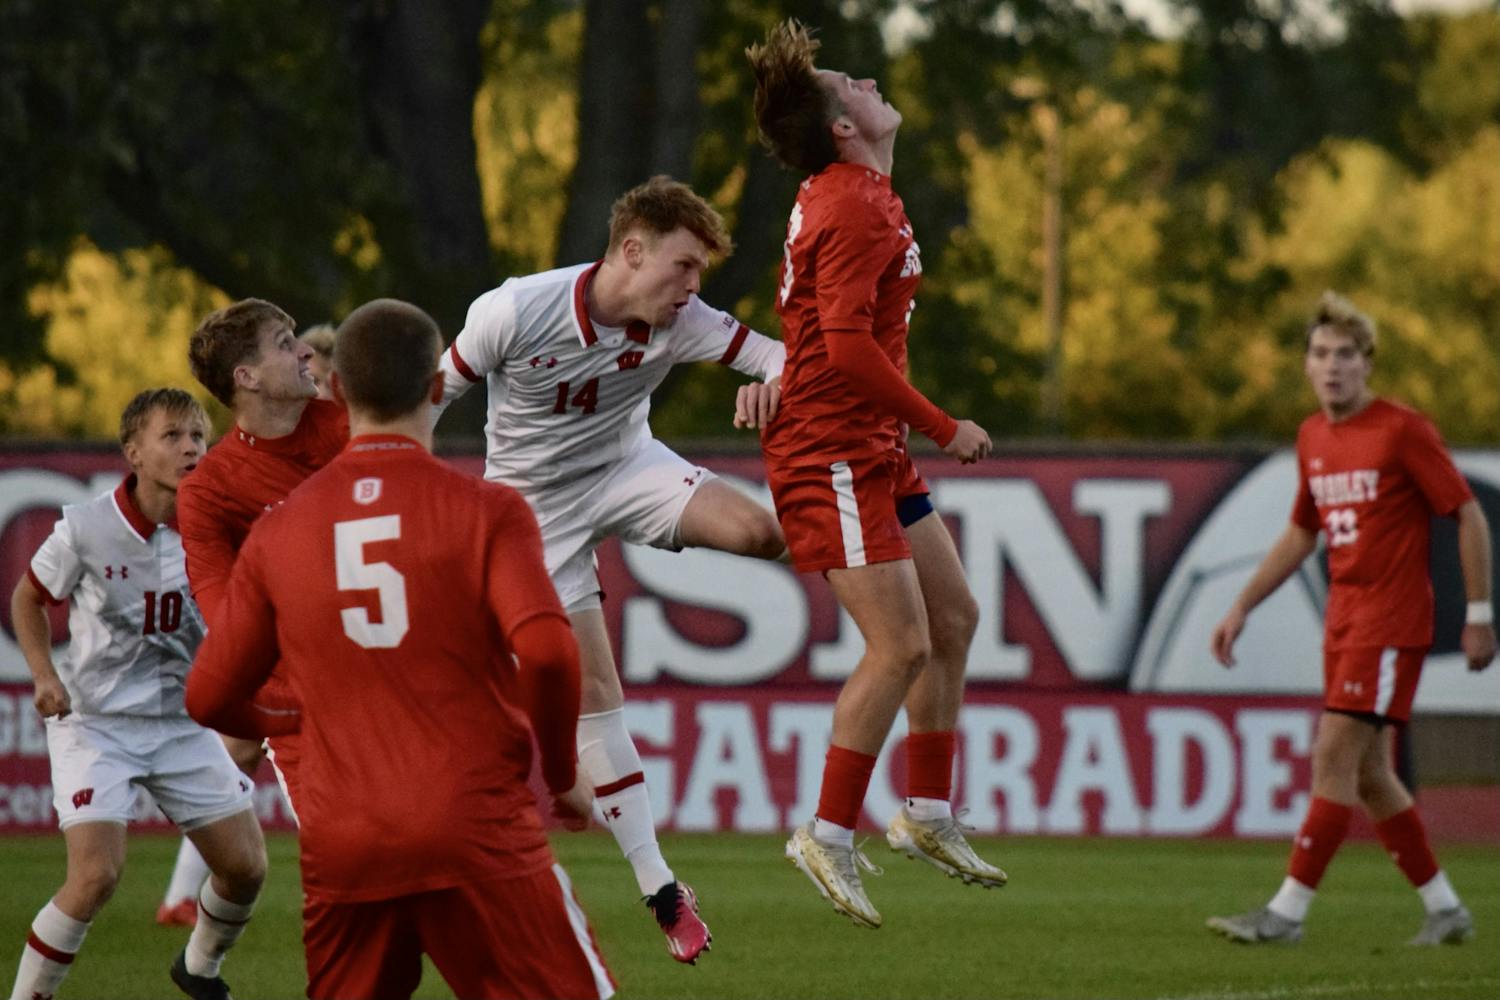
[119,388,208,447]
[1307,290,1376,356]
[606,176,733,259]
[298,323,336,360]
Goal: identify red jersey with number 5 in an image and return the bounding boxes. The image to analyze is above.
[1291,399,1473,649]
[188,436,572,901]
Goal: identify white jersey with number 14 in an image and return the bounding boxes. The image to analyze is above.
[436,261,785,490]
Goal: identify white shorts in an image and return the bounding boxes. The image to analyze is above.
[523,439,714,611]
[46,714,254,832]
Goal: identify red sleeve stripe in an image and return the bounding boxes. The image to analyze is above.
[27,930,76,964]
[449,342,481,383]
[593,771,646,797]
[26,566,64,606]
[719,323,750,365]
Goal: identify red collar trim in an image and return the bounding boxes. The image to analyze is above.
[112,475,158,542]
[572,261,606,347]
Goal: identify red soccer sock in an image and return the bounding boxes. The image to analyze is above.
[1375,807,1440,888]
[905,731,956,801]
[1286,796,1353,889]
[816,745,878,830]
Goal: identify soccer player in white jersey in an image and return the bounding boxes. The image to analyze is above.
[436,176,787,964]
[8,389,267,1000]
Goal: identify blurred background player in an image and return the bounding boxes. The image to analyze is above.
[434,175,786,963]
[747,20,1006,930]
[9,388,267,1000]
[298,323,338,402]
[188,299,612,1000]
[1207,291,1495,946]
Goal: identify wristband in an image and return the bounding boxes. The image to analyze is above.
[1468,601,1495,626]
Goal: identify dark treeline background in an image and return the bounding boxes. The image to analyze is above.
[1,0,1495,443]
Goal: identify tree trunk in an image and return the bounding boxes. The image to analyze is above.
[345,0,495,332]
[556,0,654,264]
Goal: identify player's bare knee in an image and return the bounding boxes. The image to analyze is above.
[66,856,123,912]
[213,845,268,896]
[877,633,930,684]
[729,506,784,559]
[930,591,979,653]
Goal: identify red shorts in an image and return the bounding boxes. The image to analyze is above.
[1323,645,1426,723]
[767,448,929,572]
[303,865,614,1000]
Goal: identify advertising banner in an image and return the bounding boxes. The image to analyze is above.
[2,447,1496,836]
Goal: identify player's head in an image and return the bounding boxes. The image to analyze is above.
[332,298,443,422]
[1305,290,1375,415]
[118,387,209,491]
[189,298,316,408]
[298,323,337,401]
[747,19,900,175]
[606,176,732,328]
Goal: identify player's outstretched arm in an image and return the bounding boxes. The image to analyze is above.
[1210,523,1318,667]
[11,575,70,718]
[186,542,288,738]
[1456,499,1496,671]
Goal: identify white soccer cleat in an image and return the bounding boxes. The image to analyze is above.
[1408,905,1474,946]
[1207,906,1303,944]
[886,807,1008,888]
[785,824,883,929]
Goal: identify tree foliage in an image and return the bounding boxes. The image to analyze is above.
[2,1,1495,442]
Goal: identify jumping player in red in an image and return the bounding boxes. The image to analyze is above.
[1208,291,1495,946]
[187,299,611,999]
[748,20,1006,929]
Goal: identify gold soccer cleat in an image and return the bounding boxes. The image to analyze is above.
[886,807,1008,888]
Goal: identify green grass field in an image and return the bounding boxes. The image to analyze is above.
[1,831,1496,999]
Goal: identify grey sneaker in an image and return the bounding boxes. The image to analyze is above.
[785,824,883,929]
[886,807,1008,888]
[1207,906,1303,944]
[1408,905,1474,946]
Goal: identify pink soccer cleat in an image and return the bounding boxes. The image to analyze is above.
[644,881,712,964]
[155,898,198,928]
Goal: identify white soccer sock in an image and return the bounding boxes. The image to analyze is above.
[905,796,953,822]
[1417,871,1461,914]
[164,837,211,906]
[812,817,855,848]
[1267,876,1315,922]
[185,881,256,979]
[577,709,674,896]
[11,900,89,1000]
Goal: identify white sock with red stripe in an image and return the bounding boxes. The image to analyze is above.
[185,881,256,979]
[163,837,210,906]
[11,900,89,1000]
[578,708,674,897]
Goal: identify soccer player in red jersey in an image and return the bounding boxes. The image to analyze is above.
[1208,292,1495,946]
[748,21,1006,928]
[187,299,612,999]
[158,299,348,922]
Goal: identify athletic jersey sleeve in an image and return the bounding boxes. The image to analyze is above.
[824,330,957,446]
[1291,436,1321,532]
[668,298,787,381]
[1401,412,1473,517]
[27,513,82,605]
[176,478,237,629]
[435,283,520,417]
[185,532,295,739]
[482,486,579,793]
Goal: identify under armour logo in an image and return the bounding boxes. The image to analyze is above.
[1310,457,1324,471]
[103,565,128,580]
[529,356,558,369]
[1299,836,1313,849]
[604,806,622,820]
[239,779,251,793]
[616,350,644,371]
[32,991,54,1000]
[72,788,94,809]
[1343,680,1363,695]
